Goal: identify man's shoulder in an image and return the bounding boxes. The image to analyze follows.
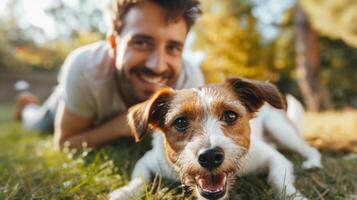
[58,41,118,118]
[60,41,114,82]
[175,60,205,89]
[70,41,111,68]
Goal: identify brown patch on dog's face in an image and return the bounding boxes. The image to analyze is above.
[159,90,205,164]
[209,87,252,151]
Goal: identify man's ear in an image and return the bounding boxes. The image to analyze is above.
[127,88,174,142]
[226,77,286,113]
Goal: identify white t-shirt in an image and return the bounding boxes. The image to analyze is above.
[58,41,204,124]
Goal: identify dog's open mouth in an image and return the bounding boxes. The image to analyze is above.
[195,172,227,199]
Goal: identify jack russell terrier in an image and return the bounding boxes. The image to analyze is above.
[110,77,322,200]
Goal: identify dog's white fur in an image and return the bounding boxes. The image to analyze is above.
[110,87,321,200]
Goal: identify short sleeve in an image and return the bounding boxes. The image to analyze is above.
[59,50,96,118]
[180,61,205,89]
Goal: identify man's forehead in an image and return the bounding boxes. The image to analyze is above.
[120,1,188,41]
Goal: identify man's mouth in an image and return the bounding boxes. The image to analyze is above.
[195,172,227,199]
[137,72,167,85]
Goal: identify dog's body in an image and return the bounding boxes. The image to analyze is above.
[110,78,321,200]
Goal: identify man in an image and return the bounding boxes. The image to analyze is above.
[15,0,203,149]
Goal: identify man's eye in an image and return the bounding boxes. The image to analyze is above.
[135,41,147,46]
[173,117,189,132]
[222,110,238,125]
[133,40,151,49]
[167,44,182,55]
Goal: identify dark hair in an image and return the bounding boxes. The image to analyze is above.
[111,0,201,35]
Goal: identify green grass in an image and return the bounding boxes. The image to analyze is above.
[0,104,356,199]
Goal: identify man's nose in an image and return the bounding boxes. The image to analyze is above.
[146,49,167,74]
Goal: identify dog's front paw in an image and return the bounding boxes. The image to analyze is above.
[302,148,322,169]
[290,192,308,200]
[109,186,135,200]
[302,149,322,169]
[110,179,145,200]
[302,159,322,169]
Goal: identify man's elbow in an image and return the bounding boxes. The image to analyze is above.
[53,129,68,150]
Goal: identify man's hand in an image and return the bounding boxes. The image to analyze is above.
[54,101,131,149]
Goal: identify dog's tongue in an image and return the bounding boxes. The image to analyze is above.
[197,173,226,192]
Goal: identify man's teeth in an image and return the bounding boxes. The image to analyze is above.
[201,187,224,193]
[139,73,165,84]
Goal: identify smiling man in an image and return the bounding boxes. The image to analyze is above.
[15,0,203,149]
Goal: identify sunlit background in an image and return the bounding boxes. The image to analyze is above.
[0,0,356,110]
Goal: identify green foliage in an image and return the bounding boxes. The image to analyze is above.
[0,20,30,71]
[319,38,357,108]
[301,0,357,48]
[194,0,277,83]
[45,0,105,39]
[12,31,103,70]
[275,5,357,108]
[0,0,105,72]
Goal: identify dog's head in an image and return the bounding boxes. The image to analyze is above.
[127,77,285,200]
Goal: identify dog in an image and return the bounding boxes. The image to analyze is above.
[110,77,322,200]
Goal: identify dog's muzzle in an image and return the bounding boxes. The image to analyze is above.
[195,147,227,199]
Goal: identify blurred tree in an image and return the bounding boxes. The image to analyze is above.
[297,0,357,108]
[268,2,357,109]
[0,12,34,71]
[0,26,18,71]
[294,4,331,111]
[39,0,105,69]
[193,0,277,83]
[319,38,357,108]
[194,0,357,110]
[0,0,105,71]
[301,0,357,48]
[45,0,105,39]
[270,9,297,95]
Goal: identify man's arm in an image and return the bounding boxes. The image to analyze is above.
[54,101,131,149]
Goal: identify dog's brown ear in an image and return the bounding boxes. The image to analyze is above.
[226,77,286,113]
[127,88,174,142]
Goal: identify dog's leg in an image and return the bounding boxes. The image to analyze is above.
[109,150,155,200]
[266,149,308,200]
[262,108,322,169]
[242,139,307,200]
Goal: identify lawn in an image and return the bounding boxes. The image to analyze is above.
[0,103,356,199]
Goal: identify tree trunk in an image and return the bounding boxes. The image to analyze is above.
[294,4,330,111]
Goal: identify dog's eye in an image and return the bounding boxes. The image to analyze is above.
[222,110,238,125]
[173,117,189,132]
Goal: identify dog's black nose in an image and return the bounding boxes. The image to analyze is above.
[198,147,224,170]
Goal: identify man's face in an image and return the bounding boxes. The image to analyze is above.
[113,2,188,103]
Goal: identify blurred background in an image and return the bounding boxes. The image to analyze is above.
[0,0,356,111]
[0,1,356,198]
